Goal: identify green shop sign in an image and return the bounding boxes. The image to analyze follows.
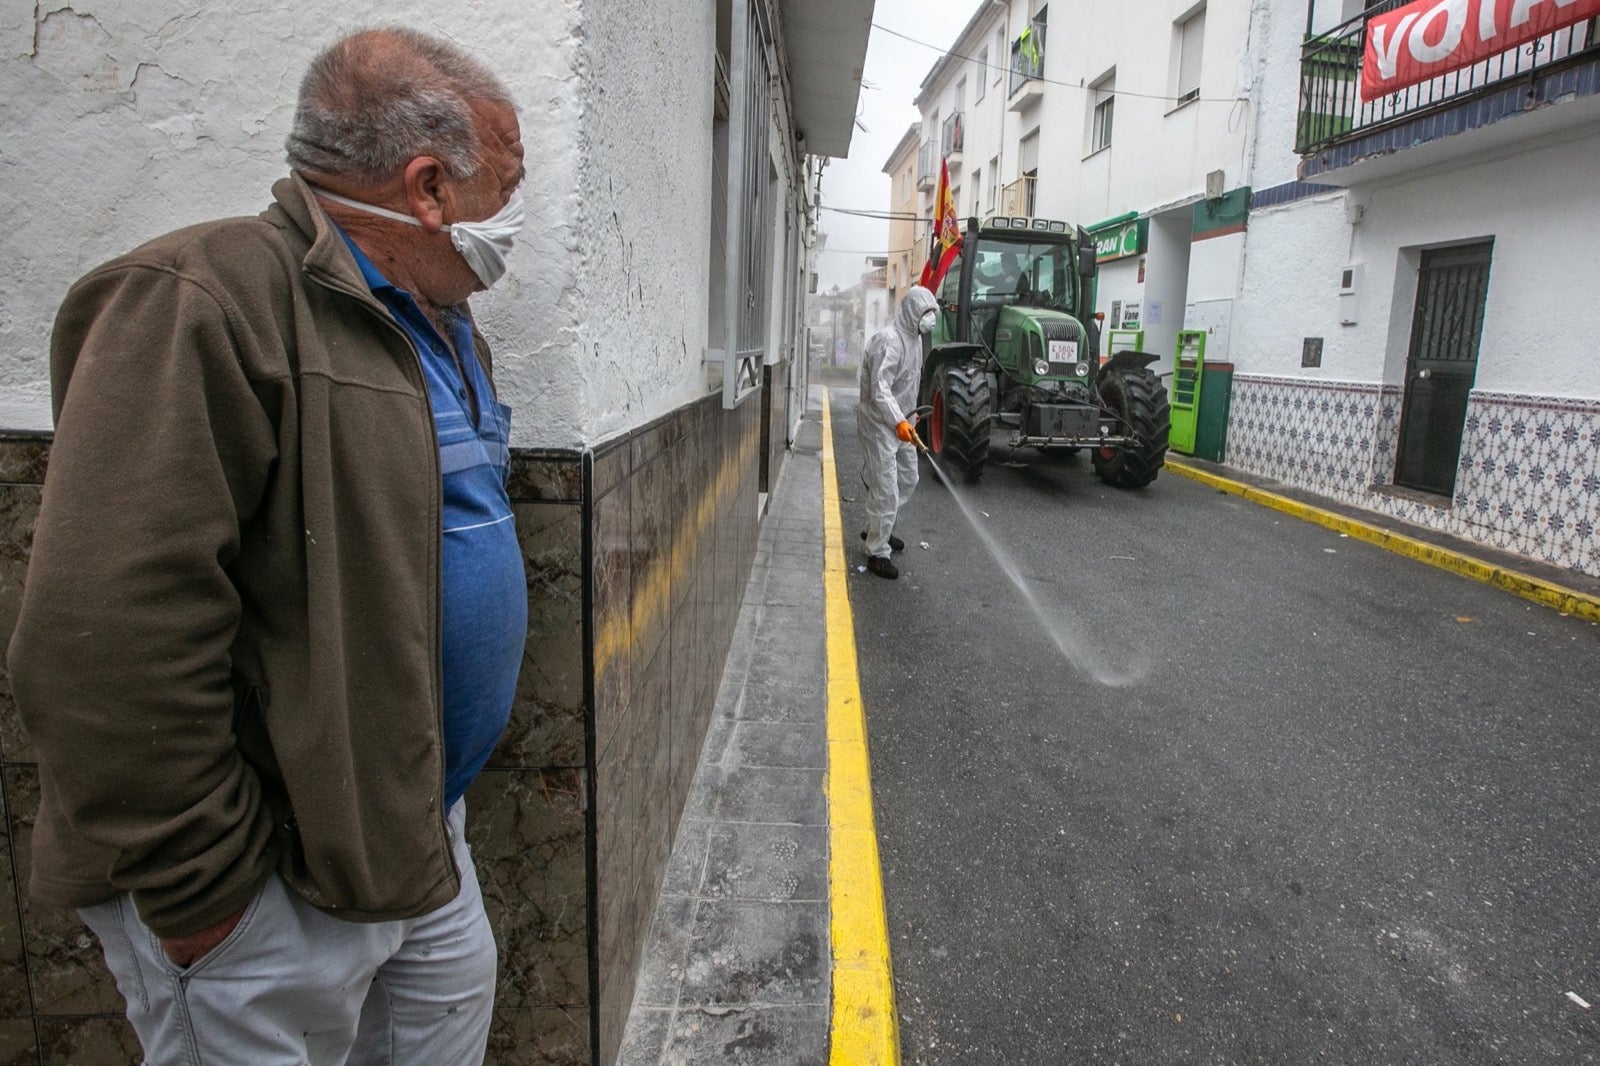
[1092,217,1147,263]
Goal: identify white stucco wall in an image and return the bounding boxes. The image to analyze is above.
[0,1,598,446]
[1233,192,1363,377]
[1032,0,1257,224]
[1235,127,1600,400]
[1244,0,1310,192]
[574,0,717,442]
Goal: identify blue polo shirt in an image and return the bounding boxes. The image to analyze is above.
[340,233,527,807]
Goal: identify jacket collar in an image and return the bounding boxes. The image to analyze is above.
[270,173,389,304]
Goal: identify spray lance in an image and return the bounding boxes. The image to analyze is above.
[908,404,934,454]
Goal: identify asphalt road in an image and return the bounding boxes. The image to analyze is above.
[829,387,1600,1065]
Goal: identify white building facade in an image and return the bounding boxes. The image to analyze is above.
[903,0,1600,579]
[1228,0,1600,577]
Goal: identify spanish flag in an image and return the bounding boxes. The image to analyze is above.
[918,157,962,291]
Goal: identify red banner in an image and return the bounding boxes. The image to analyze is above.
[1361,0,1600,101]
[918,158,963,292]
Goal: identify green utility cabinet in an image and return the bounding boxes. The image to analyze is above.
[1167,331,1234,461]
[1168,331,1205,454]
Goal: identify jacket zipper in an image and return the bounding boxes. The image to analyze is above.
[306,269,461,895]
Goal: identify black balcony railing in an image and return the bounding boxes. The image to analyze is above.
[917,140,937,187]
[941,110,965,157]
[1008,18,1047,97]
[1297,2,1600,154]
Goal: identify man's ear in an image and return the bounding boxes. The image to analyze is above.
[402,157,449,232]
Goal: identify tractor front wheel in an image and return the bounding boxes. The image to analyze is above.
[930,362,992,482]
[1091,366,1171,488]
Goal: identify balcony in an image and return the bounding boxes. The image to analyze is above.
[917,140,936,190]
[941,110,965,167]
[999,175,1037,218]
[1008,18,1047,110]
[1297,1,1600,176]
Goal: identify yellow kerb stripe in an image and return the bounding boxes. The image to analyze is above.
[1164,456,1600,623]
[821,390,901,1065]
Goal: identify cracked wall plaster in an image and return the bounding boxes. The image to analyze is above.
[0,1,594,450]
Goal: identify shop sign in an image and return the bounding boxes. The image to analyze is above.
[1362,0,1600,100]
[1093,218,1147,263]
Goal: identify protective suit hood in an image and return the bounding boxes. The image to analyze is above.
[896,286,939,334]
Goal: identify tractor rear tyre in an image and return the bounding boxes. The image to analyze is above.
[929,362,991,483]
[1091,365,1171,488]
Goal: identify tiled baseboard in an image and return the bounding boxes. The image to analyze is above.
[1227,375,1600,577]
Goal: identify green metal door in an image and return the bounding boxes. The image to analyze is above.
[1395,242,1492,496]
[1168,330,1206,454]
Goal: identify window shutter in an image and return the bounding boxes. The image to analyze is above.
[1178,10,1205,100]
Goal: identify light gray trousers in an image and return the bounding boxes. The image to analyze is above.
[858,414,919,558]
[79,800,496,1066]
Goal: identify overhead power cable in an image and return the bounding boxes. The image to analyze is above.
[820,205,925,220]
[872,22,1240,105]
[815,247,918,255]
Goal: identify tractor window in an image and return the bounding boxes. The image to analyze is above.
[937,260,962,307]
[970,239,1077,313]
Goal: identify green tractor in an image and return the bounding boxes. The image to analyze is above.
[919,215,1170,486]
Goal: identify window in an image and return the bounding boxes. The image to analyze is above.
[972,170,982,215]
[987,157,999,211]
[994,27,1006,82]
[975,48,988,101]
[1089,71,1115,152]
[1176,7,1205,104]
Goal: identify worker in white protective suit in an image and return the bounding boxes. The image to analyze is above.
[858,285,939,580]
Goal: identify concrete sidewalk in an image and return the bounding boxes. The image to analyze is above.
[617,388,834,1064]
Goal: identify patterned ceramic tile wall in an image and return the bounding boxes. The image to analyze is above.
[1226,374,1384,499]
[1226,375,1600,577]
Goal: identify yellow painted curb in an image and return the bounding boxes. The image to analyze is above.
[1164,456,1600,624]
[820,389,901,1065]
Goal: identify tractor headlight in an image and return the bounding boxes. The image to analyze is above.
[1033,358,1050,376]
[1075,363,1089,377]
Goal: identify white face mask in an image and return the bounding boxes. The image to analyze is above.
[315,184,525,289]
[918,310,937,334]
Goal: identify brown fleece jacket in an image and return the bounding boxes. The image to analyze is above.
[7,174,497,938]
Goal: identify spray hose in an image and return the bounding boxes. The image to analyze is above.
[909,405,934,453]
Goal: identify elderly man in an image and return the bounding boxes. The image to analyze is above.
[8,27,527,1064]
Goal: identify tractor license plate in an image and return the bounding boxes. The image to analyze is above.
[1048,340,1079,364]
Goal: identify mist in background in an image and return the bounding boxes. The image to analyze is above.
[815,0,981,292]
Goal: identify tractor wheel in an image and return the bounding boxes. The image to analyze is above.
[1091,365,1171,488]
[929,362,991,482]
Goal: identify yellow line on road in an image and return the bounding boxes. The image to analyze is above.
[820,389,901,1065]
[1164,456,1600,623]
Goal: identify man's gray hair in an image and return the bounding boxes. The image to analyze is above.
[285,28,514,184]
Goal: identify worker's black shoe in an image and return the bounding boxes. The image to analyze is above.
[860,531,906,552]
[866,555,899,580]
